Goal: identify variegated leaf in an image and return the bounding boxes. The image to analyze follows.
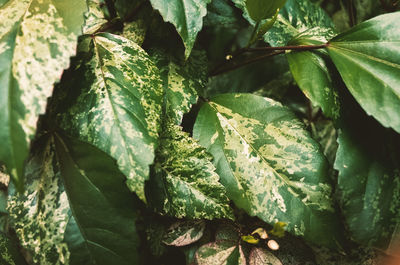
[8,133,140,265]
[195,240,246,265]
[146,124,233,219]
[193,93,343,248]
[51,33,163,202]
[151,49,207,124]
[149,0,212,58]
[249,247,283,265]
[162,220,205,246]
[82,0,108,34]
[0,233,28,265]
[0,0,87,190]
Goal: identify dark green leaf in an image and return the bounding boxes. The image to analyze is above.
[249,247,283,265]
[334,115,400,248]
[52,33,163,202]
[146,124,233,219]
[327,12,400,133]
[162,220,205,246]
[264,0,335,46]
[0,0,87,190]
[149,0,212,58]
[193,93,343,248]
[0,233,28,265]
[245,0,287,22]
[114,0,145,20]
[8,134,140,264]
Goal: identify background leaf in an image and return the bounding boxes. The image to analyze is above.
[162,220,205,246]
[193,93,343,248]
[146,124,233,219]
[327,12,400,133]
[0,233,28,265]
[51,33,163,202]
[249,247,283,265]
[0,0,87,190]
[245,0,287,22]
[149,0,212,58]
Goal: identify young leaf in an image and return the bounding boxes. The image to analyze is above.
[327,12,400,133]
[146,124,233,219]
[51,33,163,202]
[0,0,87,190]
[249,247,283,265]
[0,233,28,265]
[8,134,140,264]
[193,93,343,248]
[195,241,246,265]
[245,0,287,22]
[149,0,212,58]
[264,0,335,46]
[334,112,400,248]
[162,220,206,246]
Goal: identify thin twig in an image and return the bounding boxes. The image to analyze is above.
[210,51,285,76]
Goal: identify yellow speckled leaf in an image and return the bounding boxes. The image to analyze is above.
[193,93,344,248]
[0,0,87,190]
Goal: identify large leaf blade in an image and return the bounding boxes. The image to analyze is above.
[8,134,140,265]
[327,12,400,133]
[52,33,163,202]
[149,0,211,58]
[193,93,343,248]
[0,0,87,189]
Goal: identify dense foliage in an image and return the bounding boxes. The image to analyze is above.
[0,0,400,264]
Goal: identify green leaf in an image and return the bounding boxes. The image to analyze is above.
[149,0,212,58]
[114,0,145,20]
[146,124,233,219]
[193,93,343,248]
[264,0,335,46]
[0,0,87,190]
[249,247,283,265]
[286,48,340,119]
[245,0,286,22]
[51,33,163,202]
[195,240,246,265]
[151,49,207,124]
[334,113,400,248]
[327,12,400,133]
[8,133,140,264]
[0,233,28,265]
[162,220,206,246]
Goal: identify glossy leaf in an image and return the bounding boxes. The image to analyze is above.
[334,114,400,248]
[195,240,246,265]
[245,0,287,22]
[146,124,233,219]
[327,12,400,133]
[286,45,340,119]
[162,220,205,246]
[52,33,163,202]
[8,134,140,264]
[249,247,283,265]
[0,233,28,265]
[0,0,87,189]
[149,0,212,58]
[193,93,343,248]
[264,0,335,46]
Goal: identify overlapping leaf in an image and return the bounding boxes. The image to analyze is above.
[146,124,233,219]
[151,49,207,124]
[0,0,87,190]
[334,107,400,248]
[249,247,283,265]
[51,33,163,202]
[82,0,108,34]
[149,0,212,58]
[245,0,287,22]
[162,220,206,246]
[327,12,400,133]
[8,134,140,265]
[0,233,28,265]
[193,93,343,248]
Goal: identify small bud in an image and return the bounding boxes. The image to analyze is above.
[267,239,279,251]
